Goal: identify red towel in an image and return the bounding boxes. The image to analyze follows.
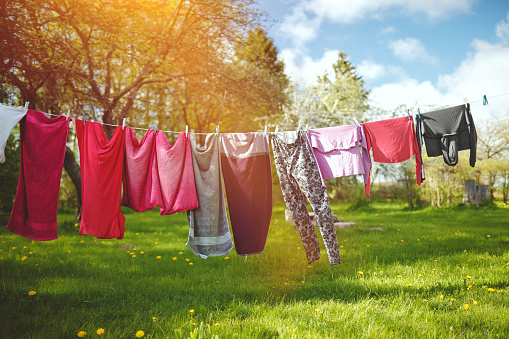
[363,116,422,195]
[76,120,125,239]
[7,110,69,241]
[122,128,198,214]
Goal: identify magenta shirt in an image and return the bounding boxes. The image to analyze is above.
[306,124,371,193]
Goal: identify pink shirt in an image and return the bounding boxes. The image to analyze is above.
[307,124,371,195]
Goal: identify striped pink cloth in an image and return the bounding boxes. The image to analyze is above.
[122,128,198,214]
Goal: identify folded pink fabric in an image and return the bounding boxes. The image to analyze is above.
[306,124,371,195]
[7,110,69,241]
[122,128,198,214]
[76,120,125,239]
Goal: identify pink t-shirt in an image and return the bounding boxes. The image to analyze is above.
[307,124,371,195]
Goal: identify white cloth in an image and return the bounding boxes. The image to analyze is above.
[0,104,27,163]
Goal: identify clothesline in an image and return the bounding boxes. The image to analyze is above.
[29,90,509,135]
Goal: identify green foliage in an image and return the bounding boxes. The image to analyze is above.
[0,202,508,338]
[0,133,19,216]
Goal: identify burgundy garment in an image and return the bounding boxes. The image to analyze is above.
[76,120,125,239]
[220,133,272,256]
[122,128,198,214]
[7,110,69,241]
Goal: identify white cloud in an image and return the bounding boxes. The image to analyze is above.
[388,38,438,64]
[279,7,322,52]
[380,26,398,34]
[370,38,509,121]
[495,13,509,44]
[281,48,341,85]
[357,61,386,81]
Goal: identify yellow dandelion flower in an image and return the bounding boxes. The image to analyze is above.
[189,262,193,265]
[487,235,490,238]
[473,300,478,306]
[96,328,105,335]
[301,281,305,284]
[358,271,363,275]
[397,275,402,278]
[455,233,458,235]
[156,256,161,259]
[172,257,177,260]
[466,275,471,279]
[192,323,197,326]
[12,247,15,250]
[28,291,36,296]
[189,309,194,314]
[29,252,33,255]
[153,232,157,235]
[21,256,27,261]
[132,255,136,258]
[135,330,144,338]
[77,331,87,337]
[215,323,220,326]
[450,298,456,302]
[406,284,413,287]
[0,257,3,260]
[80,240,84,243]
[133,248,137,251]
[101,241,105,244]
[467,286,472,290]
[367,245,370,247]
[314,309,319,312]
[308,265,313,268]
[417,239,420,241]
[440,295,444,299]
[297,246,301,249]
[463,304,469,309]
[340,245,344,248]
[136,233,139,235]
[488,288,495,292]
[432,268,436,271]
[140,252,144,254]
[23,246,27,249]
[185,258,190,262]
[154,242,158,245]
[179,251,183,254]
[152,317,157,320]
[284,282,288,286]
[360,278,364,281]
[224,257,230,260]
[74,223,79,227]
[400,240,404,242]
[418,274,422,277]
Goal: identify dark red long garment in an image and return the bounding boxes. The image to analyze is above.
[220,133,272,256]
[7,110,69,241]
[76,120,125,239]
[363,116,423,196]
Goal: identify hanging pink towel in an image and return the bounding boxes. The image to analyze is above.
[221,133,272,256]
[76,120,125,239]
[306,124,371,195]
[7,110,69,241]
[122,128,198,214]
[363,116,422,195]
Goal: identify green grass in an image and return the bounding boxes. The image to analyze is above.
[0,201,508,338]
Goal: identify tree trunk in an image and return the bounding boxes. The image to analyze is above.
[63,146,82,223]
[463,179,477,205]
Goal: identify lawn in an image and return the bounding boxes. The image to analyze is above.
[0,201,508,338]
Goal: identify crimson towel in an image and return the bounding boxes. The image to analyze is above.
[76,120,125,239]
[221,133,273,255]
[7,110,69,241]
[122,128,198,214]
[363,116,422,195]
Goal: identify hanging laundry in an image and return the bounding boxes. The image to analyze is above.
[122,128,198,214]
[221,133,272,256]
[272,131,341,266]
[186,133,233,259]
[363,116,422,195]
[0,103,27,163]
[306,124,371,195]
[416,104,477,178]
[6,110,69,241]
[76,120,125,239]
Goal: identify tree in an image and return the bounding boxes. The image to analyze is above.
[1,0,288,220]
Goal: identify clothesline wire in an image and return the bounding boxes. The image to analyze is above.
[27,90,509,135]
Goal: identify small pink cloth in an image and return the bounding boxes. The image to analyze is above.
[307,124,371,195]
[122,128,198,214]
[7,110,69,241]
[76,120,125,239]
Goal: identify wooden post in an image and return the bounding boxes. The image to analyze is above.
[477,185,489,205]
[463,179,477,205]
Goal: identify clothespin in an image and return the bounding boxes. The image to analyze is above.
[264,125,267,134]
[274,125,279,134]
[154,123,157,136]
[66,109,70,121]
[122,118,126,130]
[417,108,421,119]
[305,124,308,131]
[483,95,488,106]
[407,109,411,120]
[83,112,86,126]
[216,125,219,135]
[464,97,468,108]
[185,125,188,137]
[353,117,361,126]
[24,102,29,113]
[297,123,301,132]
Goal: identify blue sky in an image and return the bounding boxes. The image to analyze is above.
[254,0,509,121]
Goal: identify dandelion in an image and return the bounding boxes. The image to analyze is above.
[152,317,157,320]
[301,281,305,284]
[154,242,158,245]
[132,255,136,258]
[224,257,230,260]
[397,275,402,278]
[440,295,444,300]
[179,251,183,254]
[308,265,313,268]
[467,286,472,290]
[28,291,36,296]
[297,247,301,250]
[12,247,15,250]
[463,304,469,309]
[96,328,105,335]
[360,278,364,281]
[136,233,139,235]
[473,300,478,306]
[450,298,456,302]
[455,233,458,235]
[172,257,177,260]
[156,256,161,259]
[466,275,471,279]
[488,288,495,292]
[418,274,422,277]
[314,309,319,312]
[101,241,105,244]
[400,240,404,242]
[74,223,79,227]
[21,256,27,261]
[406,284,413,287]
[358,271,363,275]
[189,263,193,265]
[140,252,144,254]
[417,239,420,241]
[77,331,87,337]
[487,235,490,238]
[29,252,33,255]
[189,309,194,314]
[185,258,190,262]
[136,330,144,338]
[366,245,370,247]
[80,240,84,243]
[432,268,436,271]
[340,245,344,248]
[434,260,437,262]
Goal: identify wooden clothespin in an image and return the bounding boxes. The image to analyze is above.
[122,118,127,130]
[264,125,267,134]
[185,125,188,137]
[274,125,279,134]
[216,125,219,135]
[83,112,86,126]
[66,109,71,121]
[464,97,468,108]
[407,109,411,120]
[154,123,158,136]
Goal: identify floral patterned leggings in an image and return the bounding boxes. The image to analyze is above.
[272,131,341,266]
